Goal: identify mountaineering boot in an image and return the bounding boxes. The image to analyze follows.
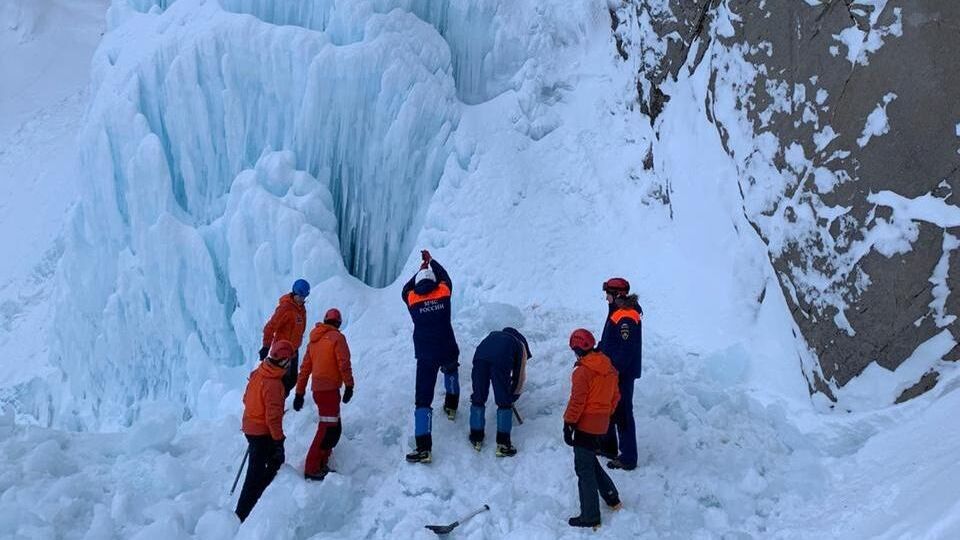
[494,412,514,457]
[607,459,636,471]
[568,516,601,529]
[305,465,333,482]
[443,393,458,421]
[469,425,484,453]
[405,449,432,464]
[441,368,460,422]
[604,492,623,510]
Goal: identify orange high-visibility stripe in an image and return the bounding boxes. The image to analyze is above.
[406,283,451,307]
[610,308,641,324]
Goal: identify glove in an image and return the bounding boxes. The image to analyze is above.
[512,393,521,404]
[293,393,305,411]
[270,439,285,466]
[258,346,269,361]
[563,423,576,447]
[342,386,354,404]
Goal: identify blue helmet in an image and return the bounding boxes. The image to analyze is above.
[292,279,310,298]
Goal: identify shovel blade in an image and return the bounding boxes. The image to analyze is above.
[425,523,457,535]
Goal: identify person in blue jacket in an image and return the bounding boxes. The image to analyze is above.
[468,327,532,457]
[598,277,643,470]
[401,250,460,464]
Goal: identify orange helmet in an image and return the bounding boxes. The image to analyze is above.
[268,339,295,360]
[602,277,630,296]
[324,308,342,325]
[569,329,596,353]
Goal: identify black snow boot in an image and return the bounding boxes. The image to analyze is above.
[469,431,483,452]
[405,449,432,463]
[305,465,333,481]
[607,459,636,471]
[495,444,517,457]
[568,516,601,529]
[443,393,458,421]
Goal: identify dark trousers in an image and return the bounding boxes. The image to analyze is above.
[414,357,459,451]
[235,435,282,522]
[470,355,513,407]
[415,357,459,408]
[601,378,637,466]
[304,389,342,476]
[469,355,513,444]
[573,443,619,522]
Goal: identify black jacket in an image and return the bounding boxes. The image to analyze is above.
[598,295,643,379]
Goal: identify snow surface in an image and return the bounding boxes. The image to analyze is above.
[0,0,107,420]
[2,0,960,538]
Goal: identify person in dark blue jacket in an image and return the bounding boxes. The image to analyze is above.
[598,277,643,471]
[468,327,532,457]
[401,250,460,463]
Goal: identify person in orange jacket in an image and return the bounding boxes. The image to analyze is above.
[261,279,310,395]
[293,308,354,481]
[235,340,295,522]
[563,329,622,529]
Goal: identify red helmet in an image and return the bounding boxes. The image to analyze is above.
[268,339,295,360]
[569,329,596,352]
[324,308,342,325]
[603,277,630,296]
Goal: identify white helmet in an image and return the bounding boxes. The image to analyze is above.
[416,267,436,285]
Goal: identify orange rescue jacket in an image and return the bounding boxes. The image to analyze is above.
[563,351,620,435]
[295,323,353,394]
[262,293,307,350]
[241,361,286,440]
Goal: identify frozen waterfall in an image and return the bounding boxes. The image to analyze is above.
[55,0,469,427]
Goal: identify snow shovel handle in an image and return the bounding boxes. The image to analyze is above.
[425,505,490,535]
[458,504,490,524]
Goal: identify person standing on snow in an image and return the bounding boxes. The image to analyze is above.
[563,329,622,529]
[235,340,295,522]
[597,277,643,471]
[261,279,310,395]
[293,308,354,481]
[468,327,532,457]
[401,250,460,464]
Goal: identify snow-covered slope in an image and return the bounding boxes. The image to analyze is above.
[2,0,959,538]
[0,0,107,422]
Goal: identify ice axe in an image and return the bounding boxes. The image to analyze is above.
[230,448,249,495]
[511,405,523,425]
[231,408,288,494]
[425,504,490,535]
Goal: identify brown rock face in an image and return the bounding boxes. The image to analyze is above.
[614,0,960,403]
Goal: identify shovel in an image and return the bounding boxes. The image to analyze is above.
[425,504,490,535]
